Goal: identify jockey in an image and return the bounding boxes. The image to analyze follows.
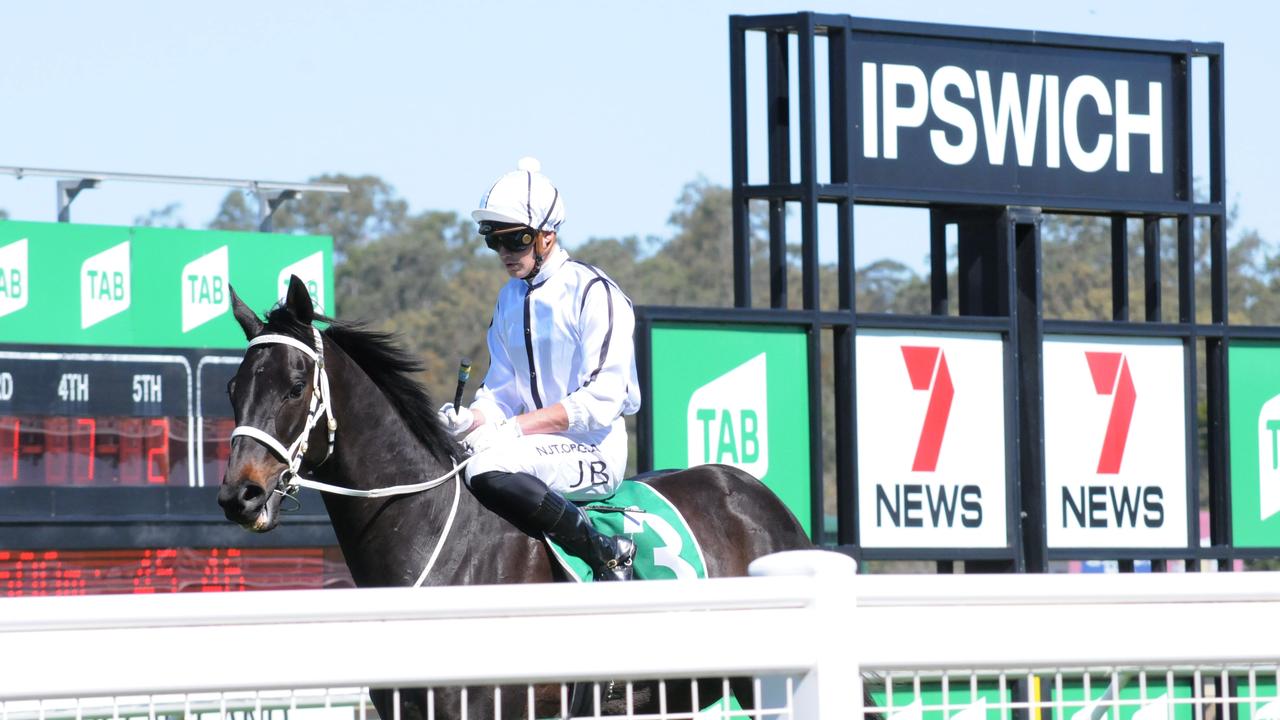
[437,157,641,581]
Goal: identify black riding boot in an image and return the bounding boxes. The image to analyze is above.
[468,471,635,581]
[532,490,636,582]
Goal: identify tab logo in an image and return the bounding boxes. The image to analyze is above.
[687,353,768,478]
[81,241,131,329]
[181,245,229,333]
[1258,394,1280,522]
[277,251,326,313]
[0,238,29,319]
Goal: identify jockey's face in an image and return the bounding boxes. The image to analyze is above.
[496,231,555,280]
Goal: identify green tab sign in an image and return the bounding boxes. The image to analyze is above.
[1042,676,1192,720]
[0,221,332,349]
[1229,341,1280,547]
[872,681,1011,720]
[649,323,811,535]
[1232,676,1279,720]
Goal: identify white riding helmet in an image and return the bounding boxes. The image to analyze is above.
[473,157,566,234]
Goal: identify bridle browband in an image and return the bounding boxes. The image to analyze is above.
[229,327,337,495]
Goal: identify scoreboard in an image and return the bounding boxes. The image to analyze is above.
[3,351,196,487]
[0,349,242,488]
[0,220,346,595]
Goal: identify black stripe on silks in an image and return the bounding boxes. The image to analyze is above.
[568,261,620,388]
[581,283,615,388]
[525,171,533,227]
[523,286,544,409]
[579,277,606,315]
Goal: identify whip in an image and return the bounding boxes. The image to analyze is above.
[453,357,472,409]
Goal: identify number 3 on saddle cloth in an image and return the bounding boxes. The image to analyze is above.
[545,481,708,582]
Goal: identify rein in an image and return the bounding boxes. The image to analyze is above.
[229,326,468,585]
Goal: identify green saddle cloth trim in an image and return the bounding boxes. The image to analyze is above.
[545,481,708,582]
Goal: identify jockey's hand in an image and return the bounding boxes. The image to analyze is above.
[437,403,475,438]
[464,416,523,455]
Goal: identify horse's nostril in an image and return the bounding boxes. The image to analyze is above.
[239,483,266,505]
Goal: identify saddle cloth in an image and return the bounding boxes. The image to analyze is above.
[544,480,707,582]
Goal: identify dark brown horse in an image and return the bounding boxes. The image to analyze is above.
[218,277,813,719]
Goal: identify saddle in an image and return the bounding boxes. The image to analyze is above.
[543,475,707,582]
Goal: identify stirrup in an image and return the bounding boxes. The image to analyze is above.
[595,537,636,582]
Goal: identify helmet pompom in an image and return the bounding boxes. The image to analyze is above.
[517,156,541,173]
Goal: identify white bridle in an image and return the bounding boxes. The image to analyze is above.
[227,326,473,585]
[229,327,337,489]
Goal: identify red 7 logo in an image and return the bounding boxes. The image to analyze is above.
[901,346,953,472]
[1085,351,1136,474]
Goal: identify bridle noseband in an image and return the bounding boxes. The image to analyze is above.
[229,327,337,495]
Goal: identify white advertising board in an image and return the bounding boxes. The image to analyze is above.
[856,330,1007,548]
[1043,335,1188,548]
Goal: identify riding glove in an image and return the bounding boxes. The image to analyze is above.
[437,403,475,438]
[464,416,523,455]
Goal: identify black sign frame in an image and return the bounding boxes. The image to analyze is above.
[720,13,1227,570]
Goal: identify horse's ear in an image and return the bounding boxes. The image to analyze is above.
[230,285,264,340]
[285,275,315,324]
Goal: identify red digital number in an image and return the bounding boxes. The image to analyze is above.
[1,414,181,487]
[146,418,170,485]
[72,417,96,484]
[0,417,17,485]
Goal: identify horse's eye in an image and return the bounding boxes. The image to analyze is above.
[289,381,306,398]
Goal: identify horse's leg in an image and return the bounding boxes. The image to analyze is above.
[366,686,494,720]
[628,678,735,716]
[370,687,434,720]
[730,676,758,715]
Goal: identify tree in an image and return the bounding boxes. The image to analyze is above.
[854,259,930,314]
[133,202,186,228]
[639,179,740,307]
[210,174,409,259]
[336,210,503,405]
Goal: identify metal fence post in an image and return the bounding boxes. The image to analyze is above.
[750,550,860,720]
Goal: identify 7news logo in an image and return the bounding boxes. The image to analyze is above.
[1061,350,1164,530]
[874,345,982,530]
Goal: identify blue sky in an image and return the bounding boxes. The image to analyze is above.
[0,1,1271,273]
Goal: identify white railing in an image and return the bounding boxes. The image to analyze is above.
[2,551,1280,720]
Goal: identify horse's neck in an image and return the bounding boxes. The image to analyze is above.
[316,348,464,587]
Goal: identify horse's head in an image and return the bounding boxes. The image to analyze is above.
[218,276,332,532]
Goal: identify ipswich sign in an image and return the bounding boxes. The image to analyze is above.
[851,29,1184,207]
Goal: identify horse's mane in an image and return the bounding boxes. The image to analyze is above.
[263,306,462,465]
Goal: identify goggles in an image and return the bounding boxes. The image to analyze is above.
[480,222,537,253]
